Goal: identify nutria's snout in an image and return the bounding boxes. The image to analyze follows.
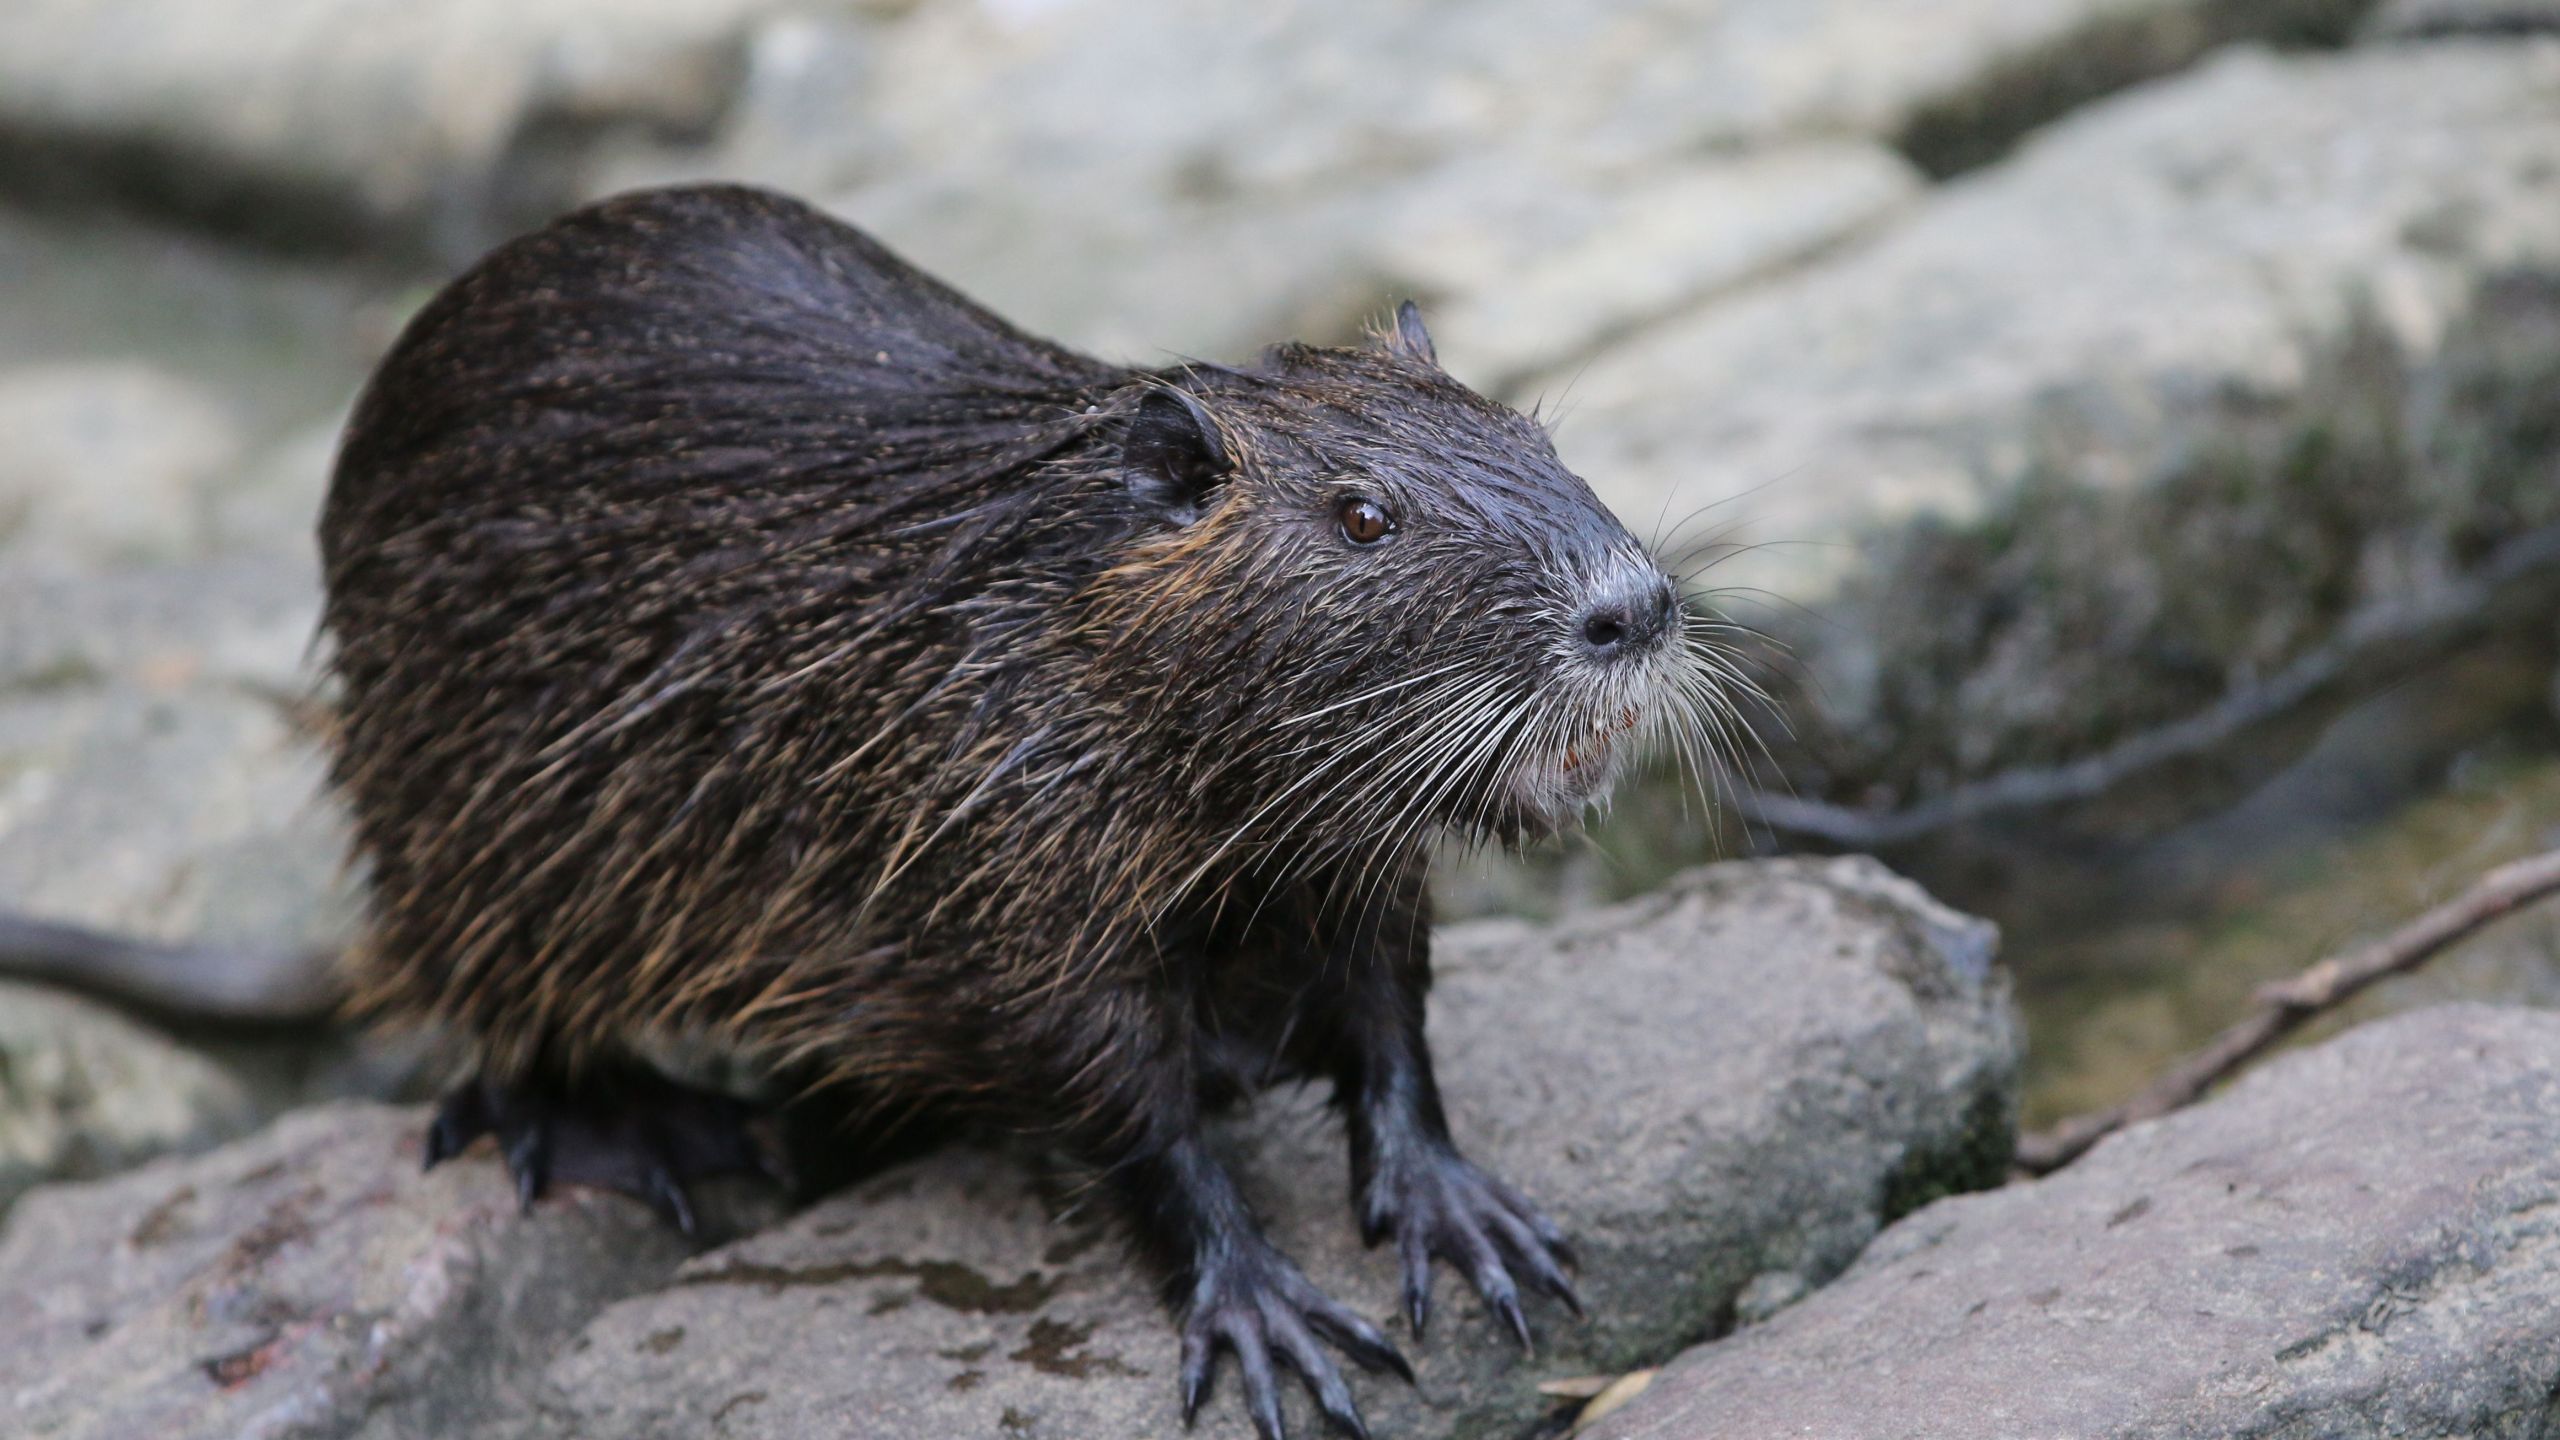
[1575,570,1682,661]
[1493,549,1700,837]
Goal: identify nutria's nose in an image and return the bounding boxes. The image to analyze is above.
[1577,575,1679,659]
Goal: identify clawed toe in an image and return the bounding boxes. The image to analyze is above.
[1180,1242,1410,1440]
[1364,1147,1580,1350]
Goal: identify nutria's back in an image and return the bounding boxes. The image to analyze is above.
[324,188,1143,1075]
[323,184,1690,1081]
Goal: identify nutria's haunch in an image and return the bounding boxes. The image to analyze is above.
[320,183,1727,1440]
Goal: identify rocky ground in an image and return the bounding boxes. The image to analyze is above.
[4,859,2019,1439]
[1594,1005,2560,1439]
[3,0,2560,1435]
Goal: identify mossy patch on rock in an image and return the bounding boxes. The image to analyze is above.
[1795,271,2560,823]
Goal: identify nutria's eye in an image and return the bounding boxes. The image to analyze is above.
[1337,497,1394,545]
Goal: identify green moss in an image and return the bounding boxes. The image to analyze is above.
[5,655,105,695]
[1803,272,2560,808]
[1879,1084,2019,1221]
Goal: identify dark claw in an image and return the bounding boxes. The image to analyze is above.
[1549,1271,1587,1321]
[1232,1324,1283,1440]
[1401,1234,1433,1340]
[423,1114,462,1171]
[1457,1225,1530,1351]
[644,1164,697,1237]
[423,1082,493,1171]
[1348,1330,1416,1388]
[1180,1326,1215,1424]
[1491,1207,1584,1317]
[506,1119,550,1212]
[1491,1285,1532,1354]
[1272,1323,1370,1440]
[1308,1302,1413,1386]
[1454,1204,1525,1352]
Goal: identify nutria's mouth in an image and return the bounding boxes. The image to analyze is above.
[1555,704,1642,778]
[1490,700,1648,841]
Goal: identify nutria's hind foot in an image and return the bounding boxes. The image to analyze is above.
[1180,1237,1413,1440]
[1357,1146,1581,1349]
[422,1062,782,1237]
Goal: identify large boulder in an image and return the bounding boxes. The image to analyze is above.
[603,0,1956,370]
[0,1104,761,1439]
[0,534,352,962]
[1571,40,2560,609]
[596,0,2374,367]
[1557,41,2560,807]
[508,857,2017,1440]
[0,363,245,567]
[0,347,359,975]
[0,675,351,961]
[0,0,2363,274]
[0,857,2020,1440]
[0,0,779,258]
[1592,1004,2560,1439]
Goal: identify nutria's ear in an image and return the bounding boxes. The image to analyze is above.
[1123,387,1229,525]
[1384,300,1437,367]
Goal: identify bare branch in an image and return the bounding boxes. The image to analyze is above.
[2015,846,2560,1174]
[1742,521,2560,849]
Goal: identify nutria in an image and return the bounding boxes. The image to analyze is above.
[319,183,1718,1440]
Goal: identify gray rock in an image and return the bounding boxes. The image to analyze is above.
[0,368,353,968]
[669,0,2371,207]
[2366,0,2560,36]
[0,0,783,257]
[0,1103,769,1440]
[0,672,351,958]
[1374,144,1923,395]
[0,671,355,963]
[588,0,2369,367]
[0,548,322,695]
[0,981,256,1209]
[1589,1004,2560,1439]
[0,857,2014,1440]
[522,857,2015,1440]
[0,209,380,431]
[0,363,244,568]
[200,423,342,567]
[1569,41,2560,611]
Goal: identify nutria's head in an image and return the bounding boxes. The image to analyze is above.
[1083,304,1725,858]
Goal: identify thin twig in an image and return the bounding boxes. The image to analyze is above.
[1741,521,2560,848]
[2015,846,2560,1174]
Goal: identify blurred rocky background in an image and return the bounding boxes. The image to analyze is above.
[3,2,2559,1436]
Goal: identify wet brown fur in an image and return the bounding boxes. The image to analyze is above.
[321,183,1699,1164]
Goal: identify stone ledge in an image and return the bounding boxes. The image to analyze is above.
[1594,1004,2560,1440]
[0,857,2018,1440]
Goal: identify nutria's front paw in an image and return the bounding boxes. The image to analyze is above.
[1179,1238,1413,1440]
[1359,1147,1581,1348]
